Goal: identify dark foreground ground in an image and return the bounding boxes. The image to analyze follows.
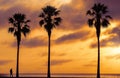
[0,77,96,78]
[0,77,95,78]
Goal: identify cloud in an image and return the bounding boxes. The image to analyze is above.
[50,59,72,66]
[11,37,47,48]
[44,59,72,66]
[106,54,120,60]
[90,24,120,48]
[58,0,95,30]
[0,4,31,28]
[55,31,89,44]
[0,60,12,65]
[90,36,120,48]
[39,52,66,57]
[98,0,120,20]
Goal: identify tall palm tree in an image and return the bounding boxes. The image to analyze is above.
[86,3,112,78]
[39,6,62,78]
[8,13,30,78]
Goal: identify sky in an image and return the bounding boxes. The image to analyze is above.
[0,0,120,75]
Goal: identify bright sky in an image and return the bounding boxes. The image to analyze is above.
[0,0,120,75]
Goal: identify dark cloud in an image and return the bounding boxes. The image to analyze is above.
[0,60,12,65]
[55,31,89,44]
[58,0,95,30]
[11,37,47,48]
[0,0,16,6]
[50,59,72,66]
[0,4,31,28]
[98,0,120,20]
[59,8,85,30]
[0,3,40,29]
[106,54,120,60]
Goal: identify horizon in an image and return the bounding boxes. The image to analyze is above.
[0,0,120,77]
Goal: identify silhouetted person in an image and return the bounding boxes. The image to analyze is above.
[10,68,13,77]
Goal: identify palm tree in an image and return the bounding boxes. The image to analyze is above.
[86,3,112,78]
[39,6,62,78]
[8,13,30,78]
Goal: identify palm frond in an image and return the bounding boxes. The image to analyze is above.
[102,5,108,14]
[92,3,98,13]
[21,14,26,21]
[21,26,30,37]
[54,21,59,26]
[54,10,60,16]
[9,17,14,23]
[86,10,91,15]
[13,23,17,27]
[13,13,26,22]
[86,10,95,16]
[102,19,110,27]
[88,18,94,27]
[13,13,19,21]
[8,27,14,33]
[105,15,112,19]
[39,20,44,26]
[39,13,45,18]
[14,31,18,37]
[42,6,56,16]
[24,20,31,23]
[54,17,62,26]
[54,17,62,23]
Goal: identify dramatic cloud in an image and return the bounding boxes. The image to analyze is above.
[11,37,47,48]
[59,0,94,30]
[55,31,89,44]
[98,0,120,20]
[1,0,120,74]
[0,5,31,28]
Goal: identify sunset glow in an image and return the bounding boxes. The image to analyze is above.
[0,0,120,77]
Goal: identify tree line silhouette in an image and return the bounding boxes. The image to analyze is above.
[7,2,112,78]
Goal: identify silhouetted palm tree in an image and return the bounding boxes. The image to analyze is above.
[39,6,62,78]
[86,3,112,78]
[8,13,30,78]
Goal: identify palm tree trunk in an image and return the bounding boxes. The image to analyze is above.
[47,34,51,78]
[16,41,20,78]
[97,36,100,78]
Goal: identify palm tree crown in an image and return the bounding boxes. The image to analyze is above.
[87,3,112,37]
[8,13,30,39]
[39,5,62,36]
